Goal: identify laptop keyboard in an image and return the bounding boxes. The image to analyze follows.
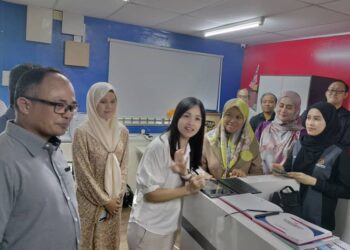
[219,178,261,194]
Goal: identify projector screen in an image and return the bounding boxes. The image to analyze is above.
[108,39,222,118]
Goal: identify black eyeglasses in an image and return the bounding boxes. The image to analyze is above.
[327,89,346,95]
[23,96,78,114]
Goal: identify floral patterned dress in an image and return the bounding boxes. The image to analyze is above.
[73,126,128,250]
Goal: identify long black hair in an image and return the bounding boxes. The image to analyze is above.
[166,97,206,170]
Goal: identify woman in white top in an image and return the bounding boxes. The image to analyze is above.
[127,97,208,250]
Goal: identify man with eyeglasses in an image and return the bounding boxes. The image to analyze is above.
[325,80,350,148]
[0,63,41,133]
[0,67,80,250]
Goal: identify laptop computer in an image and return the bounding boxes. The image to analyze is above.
[218,178,261,195]
[201,178,261,198]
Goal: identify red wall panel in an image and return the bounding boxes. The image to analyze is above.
[241,35,350,109]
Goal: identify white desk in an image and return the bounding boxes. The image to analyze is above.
[249,176,350,244]
[181,175,298,250]
[181,192,292,250]
[181,174,350,249]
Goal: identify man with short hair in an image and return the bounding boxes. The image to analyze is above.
[0,63,41,132]
[0,67,80,250]
[325,80,350,148]
[250,92,277,132]
[237,88,256,120]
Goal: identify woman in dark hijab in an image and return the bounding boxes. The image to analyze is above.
[273,102,350,230]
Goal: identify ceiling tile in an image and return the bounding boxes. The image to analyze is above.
[132,0,223,14]
[322,0,350,15]
[260,6,350,32]
[154,15,221,34]
[278,20,350,37]
[108,3,179,27]
[189,0,309,24]
[5,0,56,8]
[55,0,125,18]
[4,0,350,45]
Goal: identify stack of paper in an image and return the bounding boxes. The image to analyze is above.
[220,193,334,246]
[220,193,283,218]
[254,213,332,245]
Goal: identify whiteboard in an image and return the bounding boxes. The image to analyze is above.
[108,39,222,118]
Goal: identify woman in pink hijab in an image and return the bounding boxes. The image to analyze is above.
[258,91,304,174]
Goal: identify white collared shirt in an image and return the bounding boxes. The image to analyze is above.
[129,133,190,235]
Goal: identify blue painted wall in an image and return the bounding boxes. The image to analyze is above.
[0,1,243,127]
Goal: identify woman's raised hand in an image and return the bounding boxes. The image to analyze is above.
[171,148,188,176]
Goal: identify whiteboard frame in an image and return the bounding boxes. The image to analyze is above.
[108,38,223,117]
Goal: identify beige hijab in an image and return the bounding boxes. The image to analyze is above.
[84,82,123,199]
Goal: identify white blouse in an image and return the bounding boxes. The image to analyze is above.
[129,133,190,235]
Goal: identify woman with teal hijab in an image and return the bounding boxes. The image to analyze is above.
[202,98,263,179]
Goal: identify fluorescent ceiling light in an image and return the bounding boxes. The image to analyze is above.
[204,17,264,37]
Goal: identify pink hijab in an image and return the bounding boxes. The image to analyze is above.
[259,91,304,174]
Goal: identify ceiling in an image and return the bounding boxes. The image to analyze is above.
[5,0,350,45]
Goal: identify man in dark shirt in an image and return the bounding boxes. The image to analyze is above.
[325,80,350,148]
[0,63,41,132]
[250,92,277,132]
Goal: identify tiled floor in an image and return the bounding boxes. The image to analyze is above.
[120,207,131,250]
[120,207,181,250]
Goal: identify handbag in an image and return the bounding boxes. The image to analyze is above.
[123,184,134,208]
[270,186,302,217]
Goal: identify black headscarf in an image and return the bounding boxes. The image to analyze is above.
[293,102,339,173]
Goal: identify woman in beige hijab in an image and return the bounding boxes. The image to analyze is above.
[73,82,129,250]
